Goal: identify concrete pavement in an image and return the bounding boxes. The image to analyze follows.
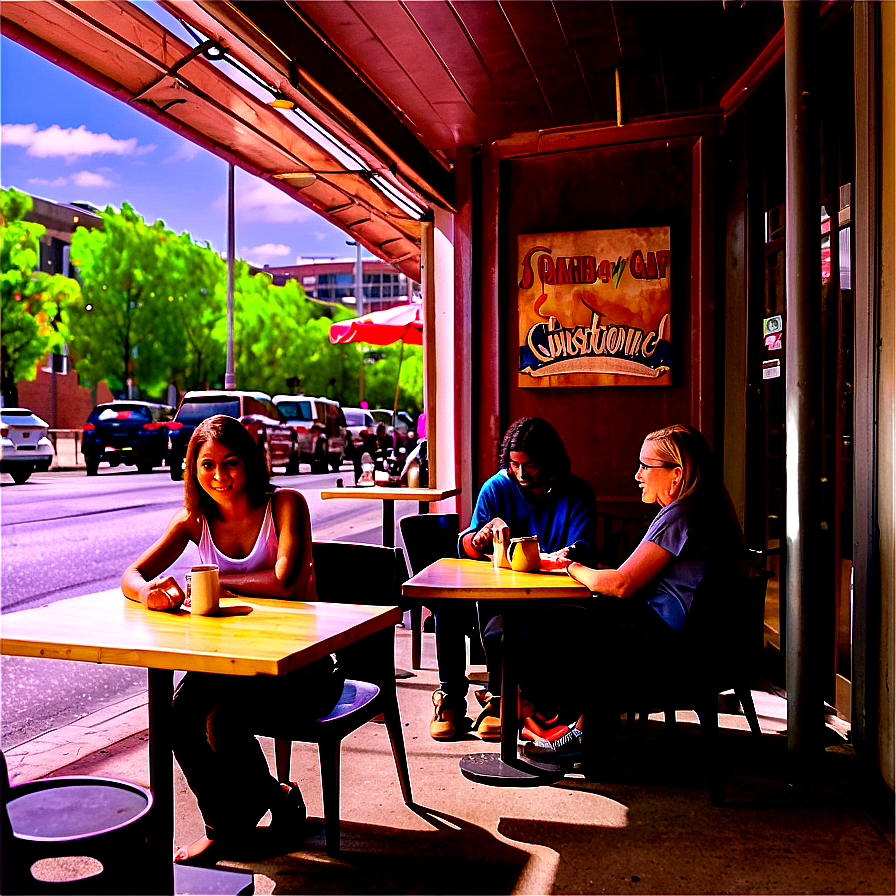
[4,626,893,895]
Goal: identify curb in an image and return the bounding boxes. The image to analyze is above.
[3,692,149,784]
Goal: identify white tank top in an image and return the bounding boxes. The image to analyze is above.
[198,499,278,574]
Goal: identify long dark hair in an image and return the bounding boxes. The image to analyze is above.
[499,417,571,482]
[183,415,272,518]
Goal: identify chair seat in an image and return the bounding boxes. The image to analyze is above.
[318,680,380,723]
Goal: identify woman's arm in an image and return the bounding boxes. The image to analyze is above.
[565,539,674,598]
[216,490,314,600]
[121,509,196,611]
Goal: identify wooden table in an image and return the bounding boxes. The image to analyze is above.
[320,485,460,546]
[1,590,402,892]
[402,558,590,785]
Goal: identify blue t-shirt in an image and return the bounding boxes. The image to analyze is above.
[460,469,597,556]
[637,497,736,632]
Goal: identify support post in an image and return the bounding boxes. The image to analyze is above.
[783,1,823,754]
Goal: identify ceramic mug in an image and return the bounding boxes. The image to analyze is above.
[189,564,220,615]
[508,536,540,572]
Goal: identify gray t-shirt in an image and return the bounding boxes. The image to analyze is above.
[637,498,724,632]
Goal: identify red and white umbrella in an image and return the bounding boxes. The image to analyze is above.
[329,302,423,411]
[328,302,423,347]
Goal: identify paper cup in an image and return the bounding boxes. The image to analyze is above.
[189,564,220,615]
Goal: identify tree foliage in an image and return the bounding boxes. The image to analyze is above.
[48,201,421,411]
[1,188,80,405]
[65,203,189,396]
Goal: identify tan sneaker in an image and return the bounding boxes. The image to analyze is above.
[473,695,501,740]
[430,690,467,740]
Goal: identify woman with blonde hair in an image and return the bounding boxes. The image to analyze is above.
[526,424,743,762]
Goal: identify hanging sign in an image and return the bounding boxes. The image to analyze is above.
[517,227,671,388]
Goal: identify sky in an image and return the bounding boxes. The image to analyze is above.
[0,7,369,268]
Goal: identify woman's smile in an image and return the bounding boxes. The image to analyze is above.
[197,440,246,501]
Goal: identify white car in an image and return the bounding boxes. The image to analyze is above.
[1,408,55,484]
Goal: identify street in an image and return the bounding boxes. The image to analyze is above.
[0,464,395,748]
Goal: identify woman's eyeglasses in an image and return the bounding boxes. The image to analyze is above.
[637,461,679,472]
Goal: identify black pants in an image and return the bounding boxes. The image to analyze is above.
[171,658,344,839]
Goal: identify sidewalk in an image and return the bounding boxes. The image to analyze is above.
[5,627,893,895]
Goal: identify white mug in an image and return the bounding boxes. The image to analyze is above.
[189,564,220,615]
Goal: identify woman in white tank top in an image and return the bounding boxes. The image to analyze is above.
[122,415,342,865]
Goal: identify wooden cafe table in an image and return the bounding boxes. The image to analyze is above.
[1,589,403,893]
[320,485,460,547]
[402,558,590,785]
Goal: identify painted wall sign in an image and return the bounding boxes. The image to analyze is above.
[517,227,672,387]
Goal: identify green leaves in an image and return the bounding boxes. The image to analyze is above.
[3,190,421,414]
[1,188,80,403]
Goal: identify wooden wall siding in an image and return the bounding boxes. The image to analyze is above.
[495,134,709,501]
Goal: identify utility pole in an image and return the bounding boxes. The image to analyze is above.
[225,164,236,390]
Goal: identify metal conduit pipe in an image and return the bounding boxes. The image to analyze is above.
[421,216,437,487]
[783,1,824,754]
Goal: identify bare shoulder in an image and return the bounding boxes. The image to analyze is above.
[168,506,202,542]
[272,488,309,515]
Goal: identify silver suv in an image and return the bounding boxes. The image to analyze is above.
[272,395,347,473]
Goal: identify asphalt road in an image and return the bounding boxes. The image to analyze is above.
[0,463,394,748]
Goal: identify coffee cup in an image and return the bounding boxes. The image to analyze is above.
[189,564,220,615]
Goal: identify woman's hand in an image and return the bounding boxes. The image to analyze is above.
[539,550,573,571]
[141,577,185,612]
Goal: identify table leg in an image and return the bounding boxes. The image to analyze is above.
[147,668,175,894]
[382,499,395,547]
[459,612,563,786]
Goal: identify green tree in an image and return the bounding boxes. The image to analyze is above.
[1,188,80,405]
[65,203,188,397]
[165,232,227,392]
[229,268,360,398]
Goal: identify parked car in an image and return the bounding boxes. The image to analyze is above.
[272,395,347,473]
[0,408,55,484]
[370,409,417,449]
[81,401,175,476]
[167,391,298,481]
[342,407,377,455]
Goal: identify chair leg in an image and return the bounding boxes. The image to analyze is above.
[318,741,342,856]
[663,707,677,738]
[736,684,763,737]
[380,694,413,805]
[695,704,724,807]
[410,604,422,670]
[274,738,292,783]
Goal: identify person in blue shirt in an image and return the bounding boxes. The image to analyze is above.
[428,417,596,740]
[523,423,743,763]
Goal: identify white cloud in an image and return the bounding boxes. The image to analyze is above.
[0,123,153,161]
[164,142,201,164]
[246,243,292,260]
[27,176,68,188]
[70,170,115,188]
[214,179,314,225]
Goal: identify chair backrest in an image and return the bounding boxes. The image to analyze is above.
[399,513,460,574]
[311,540,401,606]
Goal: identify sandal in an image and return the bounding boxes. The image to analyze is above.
[520,717,571,742]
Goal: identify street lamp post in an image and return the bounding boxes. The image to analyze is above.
[225,164,236,390]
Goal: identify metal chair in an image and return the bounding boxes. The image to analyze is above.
[399,512,486,670]
[260,540,412,855]
[1,750,153,895]
[635,559,775,741]
[628,561,776,805]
